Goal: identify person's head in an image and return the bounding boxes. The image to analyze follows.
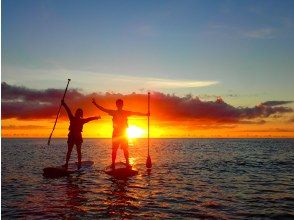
[75,108,83,118]
[116,99,124,110]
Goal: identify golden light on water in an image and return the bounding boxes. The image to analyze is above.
[128,157,136,166]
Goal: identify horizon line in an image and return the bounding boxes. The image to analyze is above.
[2,137,294,139]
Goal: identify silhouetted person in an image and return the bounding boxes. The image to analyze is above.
[92,98,148,169]
[61,100,100,169]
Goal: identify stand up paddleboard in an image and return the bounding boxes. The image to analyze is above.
[43,161,94,178]
[105,162,138,179]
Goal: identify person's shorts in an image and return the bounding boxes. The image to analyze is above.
[67,133,83,146]
[112,135,128,151]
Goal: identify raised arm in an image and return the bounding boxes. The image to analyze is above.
[61,100,74,120]
[92,98,113,115]
[127,111,149,117]
[83,116,101,124]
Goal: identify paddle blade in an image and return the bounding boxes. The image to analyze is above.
[146,155,152,169]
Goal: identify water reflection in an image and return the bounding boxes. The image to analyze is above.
[147,168,152,176]
[65,177,88,209]
[106,178,134,219]
[2,138,294,219]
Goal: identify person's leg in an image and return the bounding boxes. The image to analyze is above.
[122,140,130,168]
[112,139,119,169]
[76,144,82,169]
[64,142,74,169]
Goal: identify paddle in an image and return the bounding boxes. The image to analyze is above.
[146,92,152,169]
[47,79,71,145]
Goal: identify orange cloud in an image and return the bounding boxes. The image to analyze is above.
[2,82,293,125]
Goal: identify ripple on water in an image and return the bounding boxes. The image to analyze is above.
[1,138,294,219]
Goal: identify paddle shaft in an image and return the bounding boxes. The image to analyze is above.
[148,92,150,155]
[146,92,152,169]
[47,79,71,145]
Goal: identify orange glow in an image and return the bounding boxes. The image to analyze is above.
[127,125,145,139]
[2,117,294,138]
[3,83,294,138]
[2,108,294,138]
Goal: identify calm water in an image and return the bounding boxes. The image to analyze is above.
[2,138,294,219]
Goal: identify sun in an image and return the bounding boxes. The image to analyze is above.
[127,126,145,139]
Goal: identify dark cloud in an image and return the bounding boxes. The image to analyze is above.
[2,82,83,102]
[2,82,293,124]
[261,101,293,106]
[237,128,294,133]
[2,125,49,130]
[2,82,84,119]
[151,93,292,123]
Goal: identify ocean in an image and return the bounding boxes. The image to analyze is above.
[1,138,294,219]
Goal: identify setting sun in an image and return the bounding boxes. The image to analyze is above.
[127,125,145,139]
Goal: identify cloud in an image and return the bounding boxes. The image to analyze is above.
[105,74,218,89]
[237,128,294,133]
[2,82,293,124]
[2,66,218,93]
[261,101,293,106]
[151,94,292,123]
[1,82,83,119]
[2,125,49,130]
[288,117,294,123]
[243,28,275,39]
[206,23,278,40]
[1,82,83,102]
[238,120,266,124]
[145,79,218,88]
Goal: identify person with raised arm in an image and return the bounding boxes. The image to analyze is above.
[61,100,100,170]
[92,98,149,169]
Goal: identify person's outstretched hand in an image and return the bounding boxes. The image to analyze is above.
[92,98,96,105]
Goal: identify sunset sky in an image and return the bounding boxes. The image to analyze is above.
[2,0,294,138]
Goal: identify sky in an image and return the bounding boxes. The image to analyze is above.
[2,0,294,138]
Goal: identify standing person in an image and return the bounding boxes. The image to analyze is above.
[61,100,100,169]
[92,98,149,169]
